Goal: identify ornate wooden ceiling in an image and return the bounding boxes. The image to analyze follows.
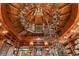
[0,3,78,46]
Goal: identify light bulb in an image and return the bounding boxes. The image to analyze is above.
[36,38,41,40]
[2,30,8,34]
[0,22,2,26]
[44,41,48,46]
[77,22,79,25]
[64,36,67,39]
[71,29,76,33]
[30,41,33,45]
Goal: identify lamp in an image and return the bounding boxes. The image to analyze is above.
[77,22,79,25]
[30,41,33,46]
[2,30,8,35]
[44,41,48,46]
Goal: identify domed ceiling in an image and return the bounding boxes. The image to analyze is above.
[0,3,78,46]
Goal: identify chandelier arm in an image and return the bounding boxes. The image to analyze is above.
[45,4,59,41]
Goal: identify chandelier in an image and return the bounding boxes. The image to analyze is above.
[18,3,67,56]
[18,4,60,35]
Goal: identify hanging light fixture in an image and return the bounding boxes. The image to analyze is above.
[43,4,67,56]
[18,3,60,35]
[18,3,67,56]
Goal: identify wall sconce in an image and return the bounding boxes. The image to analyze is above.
[44,41,48,46]
[0,22,2,27]
[2,30,8,35]
[71,29,76,33]
[30,41,34,46]
[77,22,79,26]
[64,36,68,39]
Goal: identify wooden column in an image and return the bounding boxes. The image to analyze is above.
[42,47,45,56]
[7,46,15,56]
[0,39,5,49]
[29,46,34,56]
